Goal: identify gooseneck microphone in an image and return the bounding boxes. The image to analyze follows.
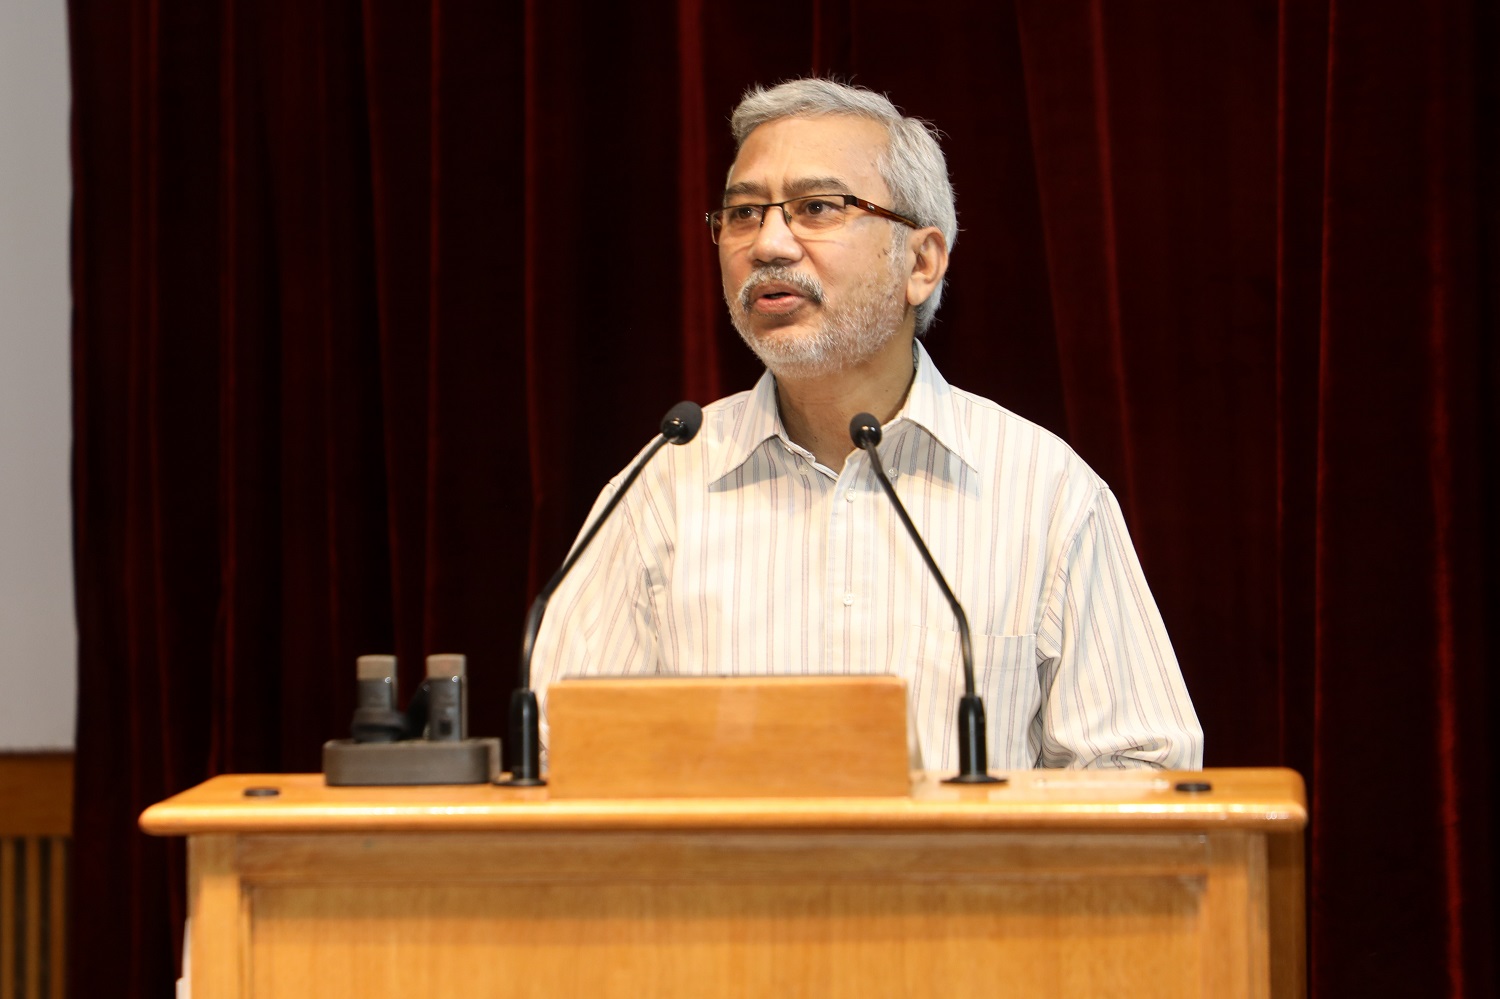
[498,400,704,786]
[849,413,1004,785]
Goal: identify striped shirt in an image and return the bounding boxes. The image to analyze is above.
[532,342,1203,772]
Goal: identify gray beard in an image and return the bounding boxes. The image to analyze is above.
[726,249,908,380]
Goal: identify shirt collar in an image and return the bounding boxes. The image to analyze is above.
[709,371,784,484]
[894,340,978,473]
[710,339,978,484]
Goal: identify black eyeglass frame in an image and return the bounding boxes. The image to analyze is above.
[705,194,920,245]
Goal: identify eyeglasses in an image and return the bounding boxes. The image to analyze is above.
[706,194,919,246]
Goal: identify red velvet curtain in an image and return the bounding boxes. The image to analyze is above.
[67,1,1496,996]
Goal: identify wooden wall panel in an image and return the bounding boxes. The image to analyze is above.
[0,754,72,999]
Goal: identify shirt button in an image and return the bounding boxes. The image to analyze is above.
[846,489,855,502]
[887,468,899,478]
[843,593,855,606]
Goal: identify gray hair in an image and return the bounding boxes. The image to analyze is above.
[729,79,957,334]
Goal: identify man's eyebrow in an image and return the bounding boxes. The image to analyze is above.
[722,181,769,203]
[721,176,853,204]
[785,176,851,197]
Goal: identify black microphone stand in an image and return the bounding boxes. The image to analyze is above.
[850,414,1004,785]
[498,402,703,787]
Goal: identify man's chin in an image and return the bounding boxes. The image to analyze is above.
[732,320,832,376]
[758,352,841,380]
[755,337,848,380]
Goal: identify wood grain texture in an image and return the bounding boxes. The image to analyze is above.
[139,768,1307,835]
[0,833,69,999]
[0,840,13,999]
[187,837,247,999]
[1268,832,1307,998]
[187,825,1270,999]
[0,755,72,999]
[231,829,1213,883]
[48,841,66,999]
[0,754,72,837]
[23,839,41,999]
[546,675,913,799]
[247,875,1210,999]
[147,769,1306,999]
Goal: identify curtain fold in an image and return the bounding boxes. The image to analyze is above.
[1291,2,1493,993]
[67,2,1496,996]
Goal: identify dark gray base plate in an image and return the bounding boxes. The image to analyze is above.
[323,738,500,786]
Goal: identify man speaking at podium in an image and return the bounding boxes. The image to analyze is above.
[531,79,1202,772]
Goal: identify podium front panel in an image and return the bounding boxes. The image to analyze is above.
[145,770,1305,999]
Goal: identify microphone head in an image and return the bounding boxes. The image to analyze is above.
[849,412,883,449]
[661,400,703,444]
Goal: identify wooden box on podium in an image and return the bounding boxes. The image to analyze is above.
[141,678,1306,999]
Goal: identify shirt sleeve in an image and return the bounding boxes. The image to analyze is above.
[529,482,661,760]
[1034,486,1204,769]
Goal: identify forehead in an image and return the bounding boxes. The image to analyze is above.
[725,115,892,202]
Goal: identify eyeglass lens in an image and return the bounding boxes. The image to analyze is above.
[712,196,851,243]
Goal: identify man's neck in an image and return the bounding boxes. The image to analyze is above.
[774,335,918,472]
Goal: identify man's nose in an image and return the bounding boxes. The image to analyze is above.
[749,206,803,263]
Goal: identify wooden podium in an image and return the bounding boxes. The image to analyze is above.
[143,678,1304,997]
[141,767,1305,998]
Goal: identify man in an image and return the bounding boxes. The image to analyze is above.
[531,79,1202,771]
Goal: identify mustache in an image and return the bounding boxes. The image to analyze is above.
[736,267,825,313]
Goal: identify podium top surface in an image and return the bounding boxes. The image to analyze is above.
[140,767,1305,837]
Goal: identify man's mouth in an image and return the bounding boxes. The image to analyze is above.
[751,287,807,315]
[739,271,824,317]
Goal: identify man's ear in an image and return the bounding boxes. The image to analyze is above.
[905,227,949,308]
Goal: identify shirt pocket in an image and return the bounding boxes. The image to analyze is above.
[901,628,1041,772]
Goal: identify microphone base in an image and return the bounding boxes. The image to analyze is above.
[502,688,546,787]
[493,774,547,788]
[943,772,1008,785]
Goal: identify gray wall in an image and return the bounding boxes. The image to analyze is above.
[0,0,75,749]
